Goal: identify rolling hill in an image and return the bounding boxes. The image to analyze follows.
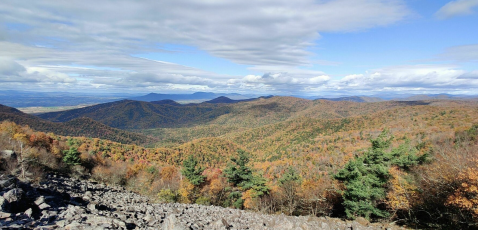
[38,99,234,129]
[0,104,152,145]
[3,97,478,228]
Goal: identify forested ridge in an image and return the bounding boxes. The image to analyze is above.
[38,99,234,129]
[0,104,153,145]
[2,98,478,228]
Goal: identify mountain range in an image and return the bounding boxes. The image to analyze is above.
[130,92,252,102]
[0,104,152,145]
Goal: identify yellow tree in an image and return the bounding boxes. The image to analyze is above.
[446,162,478,219]
[386,167,418,218]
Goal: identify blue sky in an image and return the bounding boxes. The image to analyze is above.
[0,0,477,96]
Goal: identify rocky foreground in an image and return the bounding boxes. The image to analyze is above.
[0,174,408,230]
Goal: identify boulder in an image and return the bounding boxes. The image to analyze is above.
[0,176,16,190]
[3,188,23,203]
[355,217,370,226]
[0,196,9,212]
[163,215,188,230]
[209,218,230,230]
[38,202,51,210]
[24,208,33,218]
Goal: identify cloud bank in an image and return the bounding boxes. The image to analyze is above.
[0,0,476,95]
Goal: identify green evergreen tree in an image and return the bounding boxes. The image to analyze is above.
[247,174,269,196]
[224,149,270,209]
[224,149,253,187]
[63,146,81,165]
[279,167,301,185]
[334,130,425,220]
[181,155,205,186]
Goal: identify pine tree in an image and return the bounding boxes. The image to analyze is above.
[224,149,269,209]
[334,130,425,220]
[181,155,205,186]
[63,146,81,165]
[224,149,253,187]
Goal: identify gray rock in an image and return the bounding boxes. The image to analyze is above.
[0,174,410,230]
[3,188,23,203]
[210,218,230,230]
[24,208,33,218]
[87,203,97,211]
[0,197,9,212]
[34,225,57,229]
[56,220,67,227]
[0,211,12,218]
[34,196,45,205]
[355,217,370,226]
[0,178,15,190]
[64,222,85,230]
[84,214,114,226]
[38,202,51,210]
[163,215,188,230]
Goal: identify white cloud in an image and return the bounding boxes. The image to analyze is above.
[0,58,26,76]
[0,0,411,94]
[0,0,410,67]
[234,72,331,94]
[0,59,77,84]
[436,0,478,19]
[11,1,476,96]
[325,65,478,94]
[438,44,478,62]
[458,70,478,79]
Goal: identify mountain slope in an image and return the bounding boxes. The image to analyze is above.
[0,104,152,144]
[205,96,237,104]
[150,99,182,106]
[317,96,384,103]
[131,92,250,102]
[38,100,234,129]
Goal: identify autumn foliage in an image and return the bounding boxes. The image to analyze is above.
[2,99,478,228]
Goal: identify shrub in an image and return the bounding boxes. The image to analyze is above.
[195,196,211,205]
[92,162,127,186]
[157,189,178,203]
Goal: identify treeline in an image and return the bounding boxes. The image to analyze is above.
[1,120,478,228]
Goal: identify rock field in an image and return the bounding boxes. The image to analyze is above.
[0,174,408,230]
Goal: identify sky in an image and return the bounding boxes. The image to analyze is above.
[0,0,477,96]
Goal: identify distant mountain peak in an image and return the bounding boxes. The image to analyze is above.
[205,96,235,104]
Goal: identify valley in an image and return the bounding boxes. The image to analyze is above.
[1,95,478,228]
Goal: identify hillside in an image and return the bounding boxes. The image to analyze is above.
[0,104,152,145]
[2,99,478,228]
[141,98,439,146]
[205,96,240,104]
[150,99,182,106]
[38,99,234,129]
